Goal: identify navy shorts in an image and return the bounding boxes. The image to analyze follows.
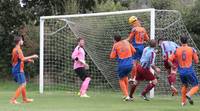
[117,64,133,78]
[13,72,26,84]
[180,72,199,86]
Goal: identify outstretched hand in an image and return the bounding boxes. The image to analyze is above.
[32,54,38,59]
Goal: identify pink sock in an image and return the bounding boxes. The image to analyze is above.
[80,77,91,95]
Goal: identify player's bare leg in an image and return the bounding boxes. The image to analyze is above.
[119,76,130,101]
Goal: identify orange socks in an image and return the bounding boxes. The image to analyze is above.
[188,85,199,97]
[12,86,27,100]
[181,86,187,103]
[119,77,129,97]
[12,86,22,100]
[22,86,27,100]
[182,85,199,103]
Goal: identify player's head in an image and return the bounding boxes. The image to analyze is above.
[113,34,121,42]
[77,37,85,47]
[14,35,24,46]
[150,39,157,48]
[128,16,138,25]
[128,16,141,27]
[157,38,163,46]
[180,36,188,44]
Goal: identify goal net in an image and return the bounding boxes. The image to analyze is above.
[39,9,200,95]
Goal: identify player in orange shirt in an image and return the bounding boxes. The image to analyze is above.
[127,16,149,83]
[168,36,199,106]
[110,34,136,101]
[10,36,38,104]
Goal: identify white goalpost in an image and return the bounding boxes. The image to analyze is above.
[39,8,199,98]
[39,8,156,95]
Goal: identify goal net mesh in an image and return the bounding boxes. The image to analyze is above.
[41,9,200,95]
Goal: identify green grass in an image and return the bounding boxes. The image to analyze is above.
[0,81,199,111]
[0,90,199,111]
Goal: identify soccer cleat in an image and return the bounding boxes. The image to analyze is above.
[129,97,134,101]
[186,95,194,105]
[80,94,90,98]
[123,96,131,101]
[23,98,34,103]
[10,99,20,104]
[141,94,150,101]
[181,102,186,106]
[122,96,126,99]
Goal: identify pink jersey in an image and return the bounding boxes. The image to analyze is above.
[71,45,86,69]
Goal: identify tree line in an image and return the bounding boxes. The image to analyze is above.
[0,0,199,80]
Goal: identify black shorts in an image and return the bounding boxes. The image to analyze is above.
[74,67,90,81]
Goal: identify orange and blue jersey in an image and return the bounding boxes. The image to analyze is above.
[128,27,149,60]
[110,40,136,78]
[169,44,199,86]
[12,46,25,75]
[129,27,149,45]
[110,40,136,66]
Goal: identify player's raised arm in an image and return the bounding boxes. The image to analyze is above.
[127,28,135,42]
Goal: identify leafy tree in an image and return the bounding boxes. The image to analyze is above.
[150,0,176,9]
[184,0,200,35]
[94,0,127,12]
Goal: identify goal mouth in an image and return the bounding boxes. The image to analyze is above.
[39,9,200,97]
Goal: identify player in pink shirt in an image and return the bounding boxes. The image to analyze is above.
[72,37,91,97]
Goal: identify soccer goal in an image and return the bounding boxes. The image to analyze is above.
[39,8,200,97]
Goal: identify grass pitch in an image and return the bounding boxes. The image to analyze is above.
[0,90,199,111]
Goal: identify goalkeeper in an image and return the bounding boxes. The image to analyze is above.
[72,37,91,98]
[127,16,149,83]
